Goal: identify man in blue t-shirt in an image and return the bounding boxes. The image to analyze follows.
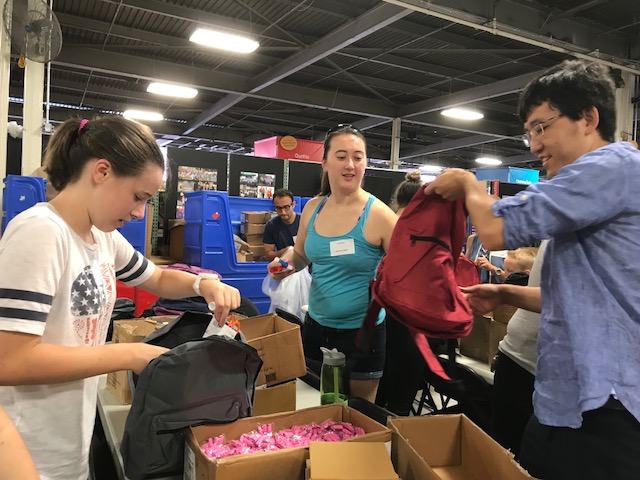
[263,189,300,262]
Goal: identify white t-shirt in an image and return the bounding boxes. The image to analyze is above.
[0,203,155,480]
[498,240,547,375]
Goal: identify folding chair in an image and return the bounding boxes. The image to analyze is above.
[413,341,494,431]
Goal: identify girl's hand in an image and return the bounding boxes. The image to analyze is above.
[200,279,241,325]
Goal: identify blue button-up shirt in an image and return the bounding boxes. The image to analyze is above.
[492,141,640,428]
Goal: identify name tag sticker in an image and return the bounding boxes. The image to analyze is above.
[330,238,355,256]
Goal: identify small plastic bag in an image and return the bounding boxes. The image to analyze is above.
[262,266,312,321]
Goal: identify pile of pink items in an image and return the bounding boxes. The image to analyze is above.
[201,420,366,459]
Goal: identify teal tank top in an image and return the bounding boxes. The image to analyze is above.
[305,194,385,329]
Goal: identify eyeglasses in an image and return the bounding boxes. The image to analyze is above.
[522,114,563,147]
[274,204,292,211]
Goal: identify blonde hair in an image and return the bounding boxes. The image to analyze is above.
[507,247,538,272]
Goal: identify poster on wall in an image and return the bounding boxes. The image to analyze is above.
[176,166,218,218]
[240,171,276,198]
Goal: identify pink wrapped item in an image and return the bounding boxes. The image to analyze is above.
[201,420,366,459]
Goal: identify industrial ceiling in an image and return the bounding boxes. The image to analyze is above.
[7,0,640,173]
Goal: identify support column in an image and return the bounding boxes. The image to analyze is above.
[0,29,11,213]
[22,59,45,175]
[389,117,401,170]
[615,71,635,143]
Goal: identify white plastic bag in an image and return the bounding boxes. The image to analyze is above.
[262,267,312,322]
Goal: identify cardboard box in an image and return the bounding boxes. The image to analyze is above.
[241,222,266,236]
[253,380,297,416]
[236,251,254,262]
[309,441,399,480]
[459,314,491,364]
[489,320,508,363]
[168,218,186,262]
[492,304,518,325]
[389,415,535,480]
[241,211,273,224]
[144,202,154,258]
[184,404,392,480]
[234,234,251,253]
[106,317,177,404]
[241,313,306,386]
[244,233,264,245]
[248,243,265,258]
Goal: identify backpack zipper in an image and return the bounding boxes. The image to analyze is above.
[410,234,451,252]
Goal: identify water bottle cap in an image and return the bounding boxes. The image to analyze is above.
[320,347,346,366]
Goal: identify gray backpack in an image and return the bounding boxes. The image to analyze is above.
[120,312,263,480]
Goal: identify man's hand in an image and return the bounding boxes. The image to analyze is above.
[424,169,476,200]
[460,283,503,315]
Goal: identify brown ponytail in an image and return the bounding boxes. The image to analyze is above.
[44,116,164,192]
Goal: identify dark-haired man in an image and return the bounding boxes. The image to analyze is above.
[425,59,640,479]
[263,189,300,262]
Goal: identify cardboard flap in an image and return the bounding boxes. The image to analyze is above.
[309,442,398,480]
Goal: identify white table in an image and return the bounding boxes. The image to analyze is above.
[96,376,321,480]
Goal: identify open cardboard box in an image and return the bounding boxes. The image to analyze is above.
[253,380,296,417]
[184,404,392,480]
[241,313,306,387]
[389,415,535,480]
[308,441,398,480]
[106,317,177,404]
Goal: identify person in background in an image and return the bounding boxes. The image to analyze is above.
[0,116,241,480]
[462,241,545,459]
[263,188,300,262]
[502,246,538,285]
[375,170,427,415]
[425,59,640,480]
[465,232,506,283]
[268,124,397,402]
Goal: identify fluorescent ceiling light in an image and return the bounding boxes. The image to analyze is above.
[147,82,198,98]
[475,157,503,166]
[189,28,259,53]
[441,108,484,120]
[419,164,444,173]
[123,109,164,121]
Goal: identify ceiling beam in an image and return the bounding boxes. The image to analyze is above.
[399,70,543,117]
[182,3,412,134]
[399,134,501,160]
[53,46,396,118]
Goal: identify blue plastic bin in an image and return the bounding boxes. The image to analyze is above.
[118,208,147,255]
[183,191,272,313]
[2,175,47,233]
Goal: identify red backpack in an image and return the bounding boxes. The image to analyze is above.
[361,188,478,380]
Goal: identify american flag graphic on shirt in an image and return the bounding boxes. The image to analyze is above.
[71,265,108,345]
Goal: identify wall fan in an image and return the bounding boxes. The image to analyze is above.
[3,0,62,64]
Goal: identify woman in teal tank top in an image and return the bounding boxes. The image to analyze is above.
[267,125,397,402]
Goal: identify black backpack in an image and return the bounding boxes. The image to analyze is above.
[120,311,263,480]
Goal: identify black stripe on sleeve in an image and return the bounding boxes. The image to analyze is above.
[0,288,53,305]
[0,307,48,322]
[117,256,151,283]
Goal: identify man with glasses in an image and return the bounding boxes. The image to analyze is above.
[425,59,640,480]
[263,188,300,262]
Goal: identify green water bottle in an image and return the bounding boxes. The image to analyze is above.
[320,347,348,405]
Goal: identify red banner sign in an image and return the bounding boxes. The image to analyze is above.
[254,136,324,163]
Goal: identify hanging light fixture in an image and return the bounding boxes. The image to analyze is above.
[123,109,164,121]
[475,157,502,166]
[147,82,198,98]
[189,28,259,53]
[441,108,484,120]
